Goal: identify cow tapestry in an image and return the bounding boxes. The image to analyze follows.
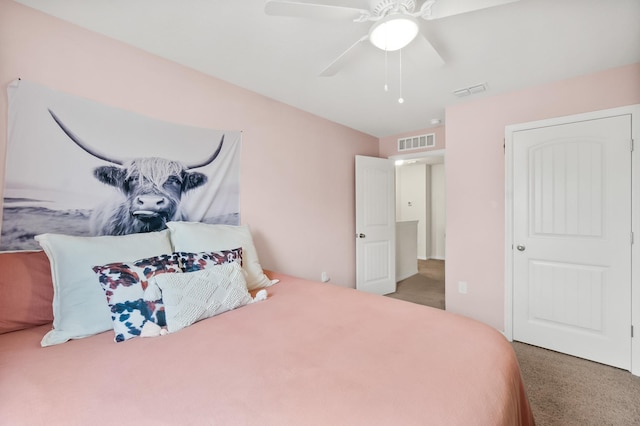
[0,79,241,251]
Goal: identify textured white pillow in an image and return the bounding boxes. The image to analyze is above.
[35,230,173,347]
[155,262,253,333]
[166,222,275,290]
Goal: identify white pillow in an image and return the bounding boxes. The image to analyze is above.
[166,222,274,290]
[155,262,253,333]
[35,230,174,347]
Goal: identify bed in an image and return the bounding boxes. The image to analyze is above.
[0,222,534,425]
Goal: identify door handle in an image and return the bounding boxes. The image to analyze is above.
[516,245,526,251]
[357,233,366,238]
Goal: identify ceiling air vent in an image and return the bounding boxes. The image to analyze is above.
[453,83,487,97]
[398,133,435,152]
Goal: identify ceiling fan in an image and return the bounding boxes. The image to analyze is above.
[265,0,519,76]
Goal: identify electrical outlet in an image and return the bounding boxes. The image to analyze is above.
[458,281,468,294]
[321,271,330,283]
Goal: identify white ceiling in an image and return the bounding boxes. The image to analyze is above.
[13,0,640,137]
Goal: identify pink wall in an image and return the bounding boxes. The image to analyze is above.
[379,125,446,158]
[445,62,640,330]
[0,0,379,286]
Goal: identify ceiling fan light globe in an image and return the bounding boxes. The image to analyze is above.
[369,15,419,51]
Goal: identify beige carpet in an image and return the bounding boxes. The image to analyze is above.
[386,261,640,425]
[513,342,640,425]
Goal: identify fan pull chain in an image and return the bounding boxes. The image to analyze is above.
[384,48,389,91]
[398,49,404,104]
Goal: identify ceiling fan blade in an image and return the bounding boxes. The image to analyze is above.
[412,33,445,68]
[265,0,370,20]
[319,35,368,76]
[427,0,519,20]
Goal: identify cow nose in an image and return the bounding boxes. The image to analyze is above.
[135,195,166,210]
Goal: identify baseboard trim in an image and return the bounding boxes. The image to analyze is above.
[396,271,418,282]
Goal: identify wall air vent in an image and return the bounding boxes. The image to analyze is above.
[398,133,435,152]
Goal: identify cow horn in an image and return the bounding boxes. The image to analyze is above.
[50,109,225,168]
[48,109,124,165]
[186,135,225,169]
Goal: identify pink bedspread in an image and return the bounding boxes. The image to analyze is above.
[0,273,534,425]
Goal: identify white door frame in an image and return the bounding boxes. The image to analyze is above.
[389,149,446,261]
[388,148,446,163]
[505,104,640,375]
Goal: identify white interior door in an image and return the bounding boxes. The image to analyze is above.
[355,155,396,295]
[512,114,632,369]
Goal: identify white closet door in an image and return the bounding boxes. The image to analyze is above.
[512,114,632,369]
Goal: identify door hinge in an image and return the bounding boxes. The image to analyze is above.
[632,325,634,338]
[632,139,635,152]
[632,232,635,245]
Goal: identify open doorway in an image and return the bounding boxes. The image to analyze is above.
[387,150,445,309]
